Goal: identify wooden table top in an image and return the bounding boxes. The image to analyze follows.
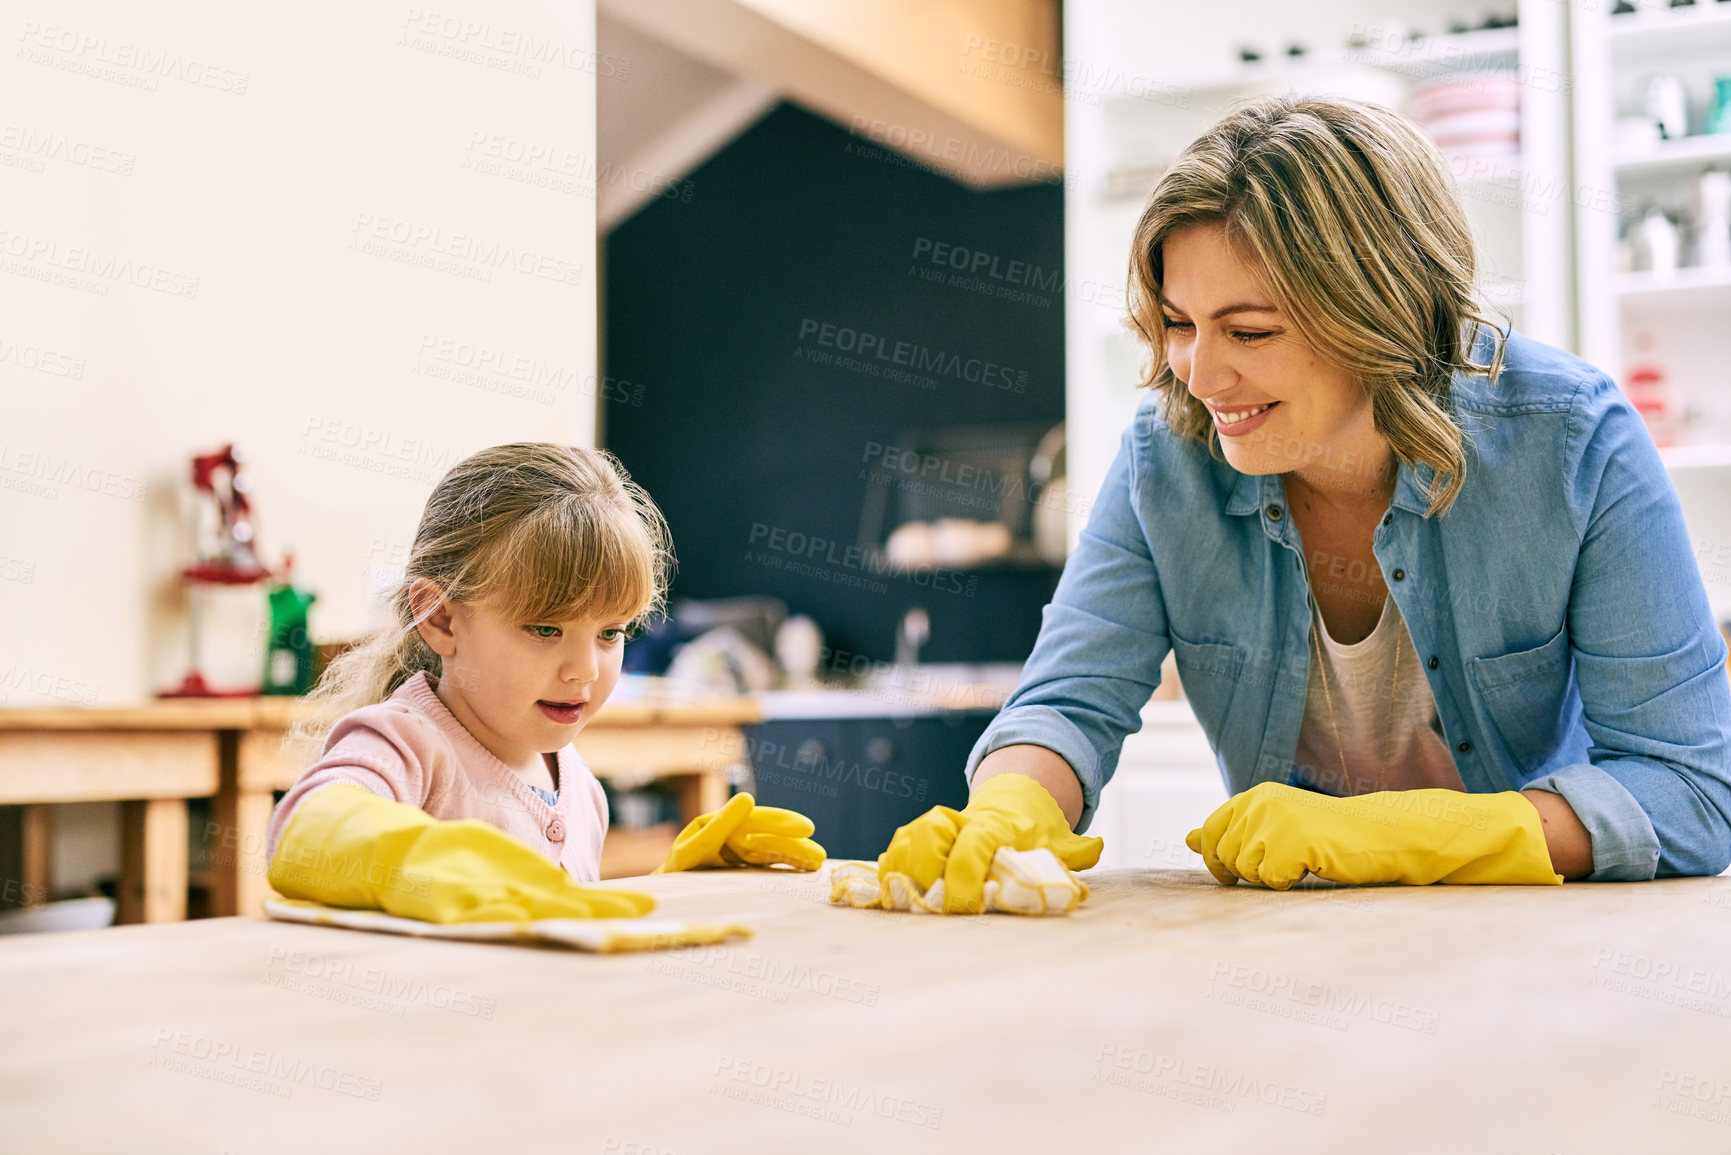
[0,693,763,731]
[4,866,1729,1151]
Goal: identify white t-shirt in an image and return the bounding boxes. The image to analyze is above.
[1291,593,1467,797]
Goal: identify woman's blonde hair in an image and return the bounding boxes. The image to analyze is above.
[293,443,673,749]
[1125,95,1506,517]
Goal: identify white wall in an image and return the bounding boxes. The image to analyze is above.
[1,0,601,706]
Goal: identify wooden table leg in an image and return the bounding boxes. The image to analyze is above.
[209,790,274,917]
[672,763,732,824]
[208,732,277,918]
[119,799,188,923]
[20,805,52,906]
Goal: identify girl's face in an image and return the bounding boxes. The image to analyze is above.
[415,584,630,771]
[1159,222,1394,504]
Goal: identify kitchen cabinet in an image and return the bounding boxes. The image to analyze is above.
[740,710,990,860]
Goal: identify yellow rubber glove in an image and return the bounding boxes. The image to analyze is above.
[653,792,826,873]
[268,784,656,923]
[1184,782,1564,889]
[877,773,1104,914]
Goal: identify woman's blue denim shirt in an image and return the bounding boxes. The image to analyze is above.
[966,331,1731,880]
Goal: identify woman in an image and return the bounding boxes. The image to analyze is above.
[879,96,1731,908]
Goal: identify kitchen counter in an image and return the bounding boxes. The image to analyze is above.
[750,689,1001,718]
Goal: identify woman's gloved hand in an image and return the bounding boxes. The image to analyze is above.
[654,792,826,873]
[877,773,1104,914]
[1184,781,1564,889]
[268,783,656,923]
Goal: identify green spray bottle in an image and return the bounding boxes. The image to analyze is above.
[262,555,317,696]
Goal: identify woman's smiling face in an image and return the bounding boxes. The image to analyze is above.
[1159,222,1394,503]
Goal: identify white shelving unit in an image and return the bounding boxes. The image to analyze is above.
[1613,265,1731,307]
[1572,1,1731,627]
[1144,24,1521,96]
[1617,134,1731,178]
[1573,1,1731,453]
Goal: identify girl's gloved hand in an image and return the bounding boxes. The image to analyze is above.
[654,793,826,873]
[1184,781,1564,889]
[268,783,656,923]
[876,773,1104,914]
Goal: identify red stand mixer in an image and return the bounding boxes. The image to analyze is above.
[159,445,275,698]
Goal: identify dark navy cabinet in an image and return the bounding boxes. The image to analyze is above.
[740,711,996,861]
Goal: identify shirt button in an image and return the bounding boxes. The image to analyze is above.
[1392,568,1406,581]
[1457,741,1472,754]
[1427,656,1439,669]
[1267,504,1283,520]
[546,817,566,842]
[1382,514,1393,527]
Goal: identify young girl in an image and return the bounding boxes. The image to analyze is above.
[265,442,822,925]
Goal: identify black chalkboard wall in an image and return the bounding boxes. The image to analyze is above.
[603,103,1067,667]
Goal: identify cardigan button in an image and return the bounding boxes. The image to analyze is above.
[1427,656,1439,669]
[546,817,567,842]
[1392,568,1406,581]
[1456,741,1471,754]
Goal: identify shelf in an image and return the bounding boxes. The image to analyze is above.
[1610,5,1731,58]
[1108,26,1520,100]
[1659,444,1731,471]
[1616,135,1731,179]
[1614,265,1731,307]
[1347,25,1521,77]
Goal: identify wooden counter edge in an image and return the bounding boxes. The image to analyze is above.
[0,697,764,732]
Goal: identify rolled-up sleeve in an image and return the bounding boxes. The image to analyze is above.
[1524,373,1731,879]
[963,416,1173,832]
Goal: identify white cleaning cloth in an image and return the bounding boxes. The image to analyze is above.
[264,899,751,953]
[828,846,1089,916]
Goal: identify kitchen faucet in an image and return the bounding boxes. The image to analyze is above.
[894,606,930,676]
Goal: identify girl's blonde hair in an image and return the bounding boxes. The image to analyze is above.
[293,443,672,749]
[1125,95,1506,518]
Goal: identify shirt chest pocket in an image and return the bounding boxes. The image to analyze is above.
[1466,623,1573,772]
[1167,630,1246,747]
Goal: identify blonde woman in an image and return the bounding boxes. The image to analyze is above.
[265,443,822,925]
[878,96,1731,908]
